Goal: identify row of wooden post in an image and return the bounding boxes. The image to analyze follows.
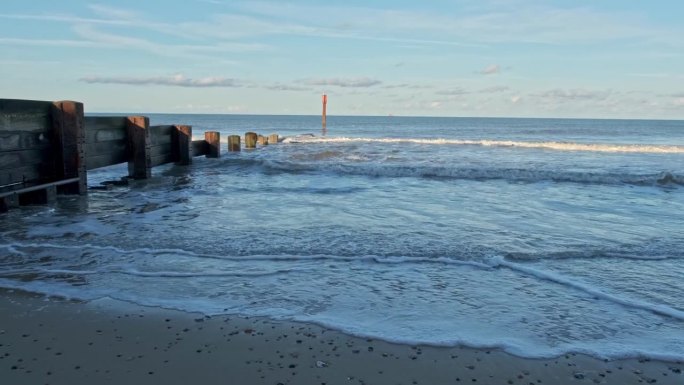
[127,119,279,179]
[203,132,280,159]
[0,95,279,213]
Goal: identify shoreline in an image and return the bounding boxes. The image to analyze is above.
[1,289,682,385]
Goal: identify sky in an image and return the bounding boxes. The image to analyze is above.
[1,0,683,119]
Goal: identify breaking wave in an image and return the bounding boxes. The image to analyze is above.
[283,136,684,154]
[261,160,683,187]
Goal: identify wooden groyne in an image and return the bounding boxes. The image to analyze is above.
[0,98,278,213]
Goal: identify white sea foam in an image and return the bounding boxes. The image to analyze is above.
[489,256,684,321]
[2,267,303,278]
[1,242,493,269]
[283,136,684,154]
[263,159,684,186]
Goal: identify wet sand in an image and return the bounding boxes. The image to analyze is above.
[1,289,682,385]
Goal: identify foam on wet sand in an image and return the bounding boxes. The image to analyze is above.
[1,289,682,385]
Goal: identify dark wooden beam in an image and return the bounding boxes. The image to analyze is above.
[52,101,87,194]
[127,116,151,179]
[174,125,192,165]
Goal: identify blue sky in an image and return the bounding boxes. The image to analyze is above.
[1,0,683,118]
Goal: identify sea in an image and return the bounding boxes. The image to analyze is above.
[1,114,683,361]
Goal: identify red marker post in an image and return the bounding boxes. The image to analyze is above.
[322,94,327,130]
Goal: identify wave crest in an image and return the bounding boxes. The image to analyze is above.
[283,136,684,154]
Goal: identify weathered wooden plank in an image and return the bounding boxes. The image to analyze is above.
[0,99,54,114]
[149,125,174,146]
[86,139,127,155]
[0,131,51,152]
[84,116,128,143]
[127,116,151,179]
[150,125,175,134]
[0,163,48,187]
[86,151,128,170]
[191,140,208,157]
[85,116,127,127]
[150,144,173,158]
[0,149,52,171]
[0,99,52,132]
[150,153,175,168]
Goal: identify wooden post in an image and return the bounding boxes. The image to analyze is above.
[228,135,241,151]
[257,135,268,146]
[51,101,87,194]
[174,125,192,165]
[205,131,220,158]
[245,132,257,149]
[268,134,279,144]
[127,116,151,179]
[322,94,327,130]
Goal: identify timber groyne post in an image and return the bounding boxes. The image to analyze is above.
[174,125,192,166]
[245,132,257,149]
[228,135,241,151]
[52,101,87,194]
[205,131,220,158]
[127,116,151,179]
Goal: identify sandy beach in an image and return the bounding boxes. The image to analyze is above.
[0,289,681,385]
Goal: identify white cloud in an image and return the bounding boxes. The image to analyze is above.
[80,74,242,88]
[674,98,684,107]
[479,64,500,75]
[534,88,612,101]
[235,1,683,47]
[264,83,311,91]
[436,88,470,96]
[298,77,382,88]
[0,12,128,25]
[480,86,510,93]
[87,4,140,21]
[510,95,522,104]
[382,83,431,90]
[398,99,446,111]
[0,37,97,48]
[172,103,247,113]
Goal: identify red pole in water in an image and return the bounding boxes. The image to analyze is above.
[322,94,327,130]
